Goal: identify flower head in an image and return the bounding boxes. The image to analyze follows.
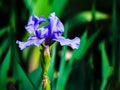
[16,12,80,50]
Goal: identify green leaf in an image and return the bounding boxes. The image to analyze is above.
[0,26,9,36]
[57,23,69,75]
[0,47,11,90]
[68,11,109,28]
[33,0,50,16]
[56,23,69,90]
[78,11,109,22]
[12,41,37,90]
[56,30,101,90]
[56,46,67,90]
[29,66,42,88]
[13,60,37,90]
[23,0,33,13]
[48,43,57,81]
[99,42,111,90]
[0,38,9,57]
[111,0,117,74]
[56,31,88,90]
[10,11,16,32]
[51,0,68,16]
[72,31,87,60]
[72,29,100,61]
[88,54,94,69]
[24,0,50,16]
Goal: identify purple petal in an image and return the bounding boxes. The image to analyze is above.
[53,36,80,49]
[38,16,46,24]
[25,15,46,34]
[16,36,45,50]
[48,12,64,36]
[35,27,48,39]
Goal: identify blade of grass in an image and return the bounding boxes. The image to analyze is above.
[12,41,38,90]
[72,29,100,61]
[32,0,50,16]
[56,46,67,90]
[0,47,11,90]
[58,29,101,89]
[24,0,50,16]
[0,38,9,57]
[57,23,69,74]
[0,26,9,36]
[9,10,16,32]
[23,0,33,13]
[92,0,97,29]
[99,42,111,90]
[9,33,38,90]
[68,11,109,29]
[89,54,94,69]
[56,30,87,90]
[29,66,42,88]
[48,43,58,81]
[111,0,118,80]
[13,58,37,90]
[51,0,68,16]
[56,23,69,90]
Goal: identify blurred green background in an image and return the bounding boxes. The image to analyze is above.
[0,0,120,90]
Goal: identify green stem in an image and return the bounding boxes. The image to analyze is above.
[41,45,51,90]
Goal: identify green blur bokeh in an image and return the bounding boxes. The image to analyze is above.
[0,0,120,90]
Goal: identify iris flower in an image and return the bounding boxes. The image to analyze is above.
[16,12,80,50]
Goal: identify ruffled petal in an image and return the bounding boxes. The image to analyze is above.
[16,36,45,50]
[25,15,46,34]
[35,27,48,39]
[48,12,64,36]
[53,36,80,49]
[38,16,46,24]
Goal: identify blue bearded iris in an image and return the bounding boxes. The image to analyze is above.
[16,13,80,50]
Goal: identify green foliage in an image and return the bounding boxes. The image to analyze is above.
[52,0,68,16]
[68,11,109,29]
[0,48,11,90]
[48,43,58,81]
[99,42,111,90]
[72,29,100,60]
[0,0,119,90]
[0,26,9,36]
[13,59,37,90]
[29,67,42,88]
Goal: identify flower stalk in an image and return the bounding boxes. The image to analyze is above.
[41,45,51,90]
